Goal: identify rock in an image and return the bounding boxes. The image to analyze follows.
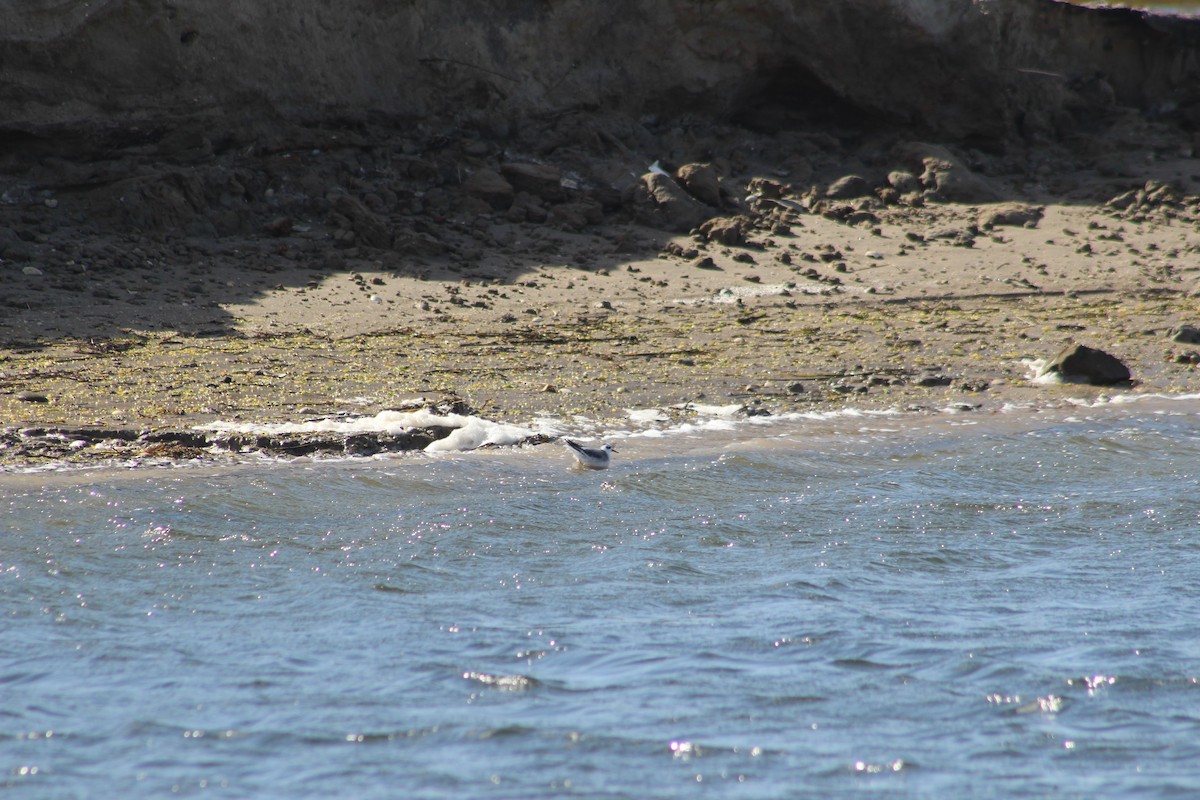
[464,168,514,211]
[500,162,564,203]
[746,177,788,199]
[925,225,977,247]
[698,215,754,246]
[638,172,713,232]
[825,174,870,199]
[16,391,49,403]
[1169,324,1200,345]
[887,170,920,193]
[1038,343,1131,385]
[977,203,1043,229]
[675,163,722,207]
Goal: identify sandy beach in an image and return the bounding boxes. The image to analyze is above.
[3,110,1200,467]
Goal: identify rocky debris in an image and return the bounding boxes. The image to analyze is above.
[1038,343,1132,385]
[1105,180,1193,219]
[977,203,1044,229]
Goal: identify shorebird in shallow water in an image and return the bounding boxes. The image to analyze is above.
[565,439,616,470]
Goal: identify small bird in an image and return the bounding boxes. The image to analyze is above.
[565,439,616,470]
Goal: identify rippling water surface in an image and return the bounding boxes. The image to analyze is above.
[4,402,1200,798]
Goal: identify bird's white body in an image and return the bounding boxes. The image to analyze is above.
[565,439,616,469]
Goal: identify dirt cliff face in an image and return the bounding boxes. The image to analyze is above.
[1,0,1198,151]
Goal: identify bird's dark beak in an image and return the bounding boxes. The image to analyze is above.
[610,447,618,453]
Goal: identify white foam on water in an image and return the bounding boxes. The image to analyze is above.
[194,409,539,453]
[1023,357,1063,385]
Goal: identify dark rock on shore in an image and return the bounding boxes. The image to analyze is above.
[637,172,715,233]
[1170,325,1200,345]
[1039,343,1132,385]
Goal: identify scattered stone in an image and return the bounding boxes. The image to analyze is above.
[785,381,805,394]
[1038,343,1131,385]
[916,375,952,387]
[16,391,49,403]
[663,241,700,259]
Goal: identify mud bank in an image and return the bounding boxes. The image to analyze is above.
[3,0,1200,148]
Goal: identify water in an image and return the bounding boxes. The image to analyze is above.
[4,400,1200,798]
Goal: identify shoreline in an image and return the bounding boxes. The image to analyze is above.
[4,119,1200,470]
[4,382,1200,478]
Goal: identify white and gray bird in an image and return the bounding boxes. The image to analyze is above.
[564,439,616,470]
